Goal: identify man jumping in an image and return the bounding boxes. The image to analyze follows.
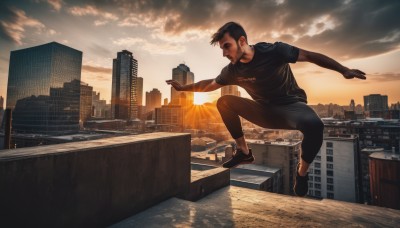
[166,22,366,196]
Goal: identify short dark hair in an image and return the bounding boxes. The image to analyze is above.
[210,22,247,46]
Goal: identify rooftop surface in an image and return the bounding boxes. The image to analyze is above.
[370,151,400,161]
[111,186,400,227]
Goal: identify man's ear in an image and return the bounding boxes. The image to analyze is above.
[239,36,247,46]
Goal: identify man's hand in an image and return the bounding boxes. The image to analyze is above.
[166,80,185,91]
[342,69,367,80]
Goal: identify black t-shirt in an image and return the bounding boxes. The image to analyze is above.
[215,42,307,105]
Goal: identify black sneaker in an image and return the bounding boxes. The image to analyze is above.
[293,163,309,197]
[222,148,255,168]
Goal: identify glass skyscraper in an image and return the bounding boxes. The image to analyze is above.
[111,50,138,120]
[170,63,194,106]
[6,42,82,134]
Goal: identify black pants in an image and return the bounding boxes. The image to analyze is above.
[216,95,324,164]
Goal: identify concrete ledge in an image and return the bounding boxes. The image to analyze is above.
[0,132,190,227]
[179,165,230,202]
[112,186,400,227]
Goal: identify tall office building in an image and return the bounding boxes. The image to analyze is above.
[364,94,388,111]
[80,82,93,123]
[146,88,162,113]
[308,135,360,203]
[6,42,82,133]
[0,96,4,110]
[0,96,4,126]
[221,85,240,97]
[170,63,194,106]
[111,50,138,120]
[136,77,143,106]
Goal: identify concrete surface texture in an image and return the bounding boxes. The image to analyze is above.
[0,132,190,227]
[111,186,400,227]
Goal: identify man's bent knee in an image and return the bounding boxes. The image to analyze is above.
[216,95,237,110]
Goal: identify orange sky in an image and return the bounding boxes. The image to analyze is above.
[1,0,399,106]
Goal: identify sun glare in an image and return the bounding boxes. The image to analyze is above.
[194,92,208,105]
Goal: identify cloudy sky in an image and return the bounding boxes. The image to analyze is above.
[1,0,399,106]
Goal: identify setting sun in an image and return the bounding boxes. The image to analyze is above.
[194,92,208,105]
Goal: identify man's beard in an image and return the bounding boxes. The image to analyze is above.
[233,42,244,64]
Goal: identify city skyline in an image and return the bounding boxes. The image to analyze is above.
[1,0,400,106]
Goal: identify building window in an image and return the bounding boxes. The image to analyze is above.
[314,162,321,168]
[326,142,333,148]
[314,169,321,175]
[309,176,313,181]
[315,177,321,182]
[309,168,314,174]
[315,190,321,197]
[327,156,333,162]
[327,184,334,191]
[309,190,313,195]
[327,170,334,176]
[327,193,334,199]
[309,183,313,188]
[315,155,321,161]
[327,163,333,169]
[327,178,333,184]
[314,183,321,189]
[326,149,333,155]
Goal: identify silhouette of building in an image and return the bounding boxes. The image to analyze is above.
[6,42,82,134]
[80,82,93,124]
[146,88,162,113]
[364,94,388,111]
[350,99,355,111]
[0,96,3,125]
[92,91,110,118]
[111,50,138,120]
[137,77,143,106]
[0,96,3,110]
[221,85,240,97]
[170,63,194,106]
[364,94,388,118]
[155,105,183,131]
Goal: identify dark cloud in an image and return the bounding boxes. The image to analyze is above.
[0,5,19,43]
[82,64,112,74]
[2,0,399,59]
[102,0,400,59]
[0,4,45,45]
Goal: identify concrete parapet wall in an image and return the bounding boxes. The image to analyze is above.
[0,132,190,227]
[181,166,230,201]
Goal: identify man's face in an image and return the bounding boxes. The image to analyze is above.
[218,33,244,64]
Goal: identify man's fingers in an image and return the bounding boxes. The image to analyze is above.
[353,72,366,80]
[355,69,366,75]
[355,75,366,80]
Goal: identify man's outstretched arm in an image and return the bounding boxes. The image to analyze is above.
[166,79,223,92]
[297,49,366,80]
